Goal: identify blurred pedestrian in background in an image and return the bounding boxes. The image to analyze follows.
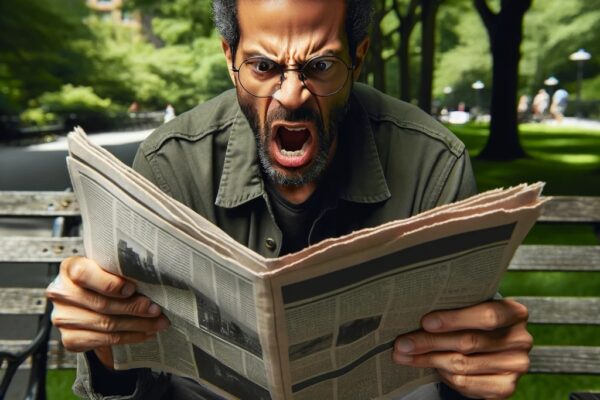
[532,89,549,122]
[550,88,569,123]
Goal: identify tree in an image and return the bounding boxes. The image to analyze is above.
[392,0,420,102]
[474,0,532,160]
[418,0,444,113]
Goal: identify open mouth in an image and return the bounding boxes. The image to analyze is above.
[270,123,316,168]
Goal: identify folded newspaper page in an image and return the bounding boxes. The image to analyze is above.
[66,128,546,400]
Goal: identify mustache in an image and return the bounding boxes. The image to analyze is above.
[266,107,321,124]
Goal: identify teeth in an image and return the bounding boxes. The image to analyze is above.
[280,149,305,157]
[284,127,307,132]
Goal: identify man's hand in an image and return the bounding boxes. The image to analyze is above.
[46,256,170,369]
[393,299,532,399]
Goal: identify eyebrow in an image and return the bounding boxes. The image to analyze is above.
[240,49,344,62]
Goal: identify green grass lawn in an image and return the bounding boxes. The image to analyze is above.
[46,122,600,398]
[450,122,600,399]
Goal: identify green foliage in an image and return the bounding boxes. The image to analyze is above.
[0,0,91,113]
[19,107,58,127]
[38,85,114,116]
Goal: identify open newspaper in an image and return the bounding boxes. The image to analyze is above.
[66,127,546,400]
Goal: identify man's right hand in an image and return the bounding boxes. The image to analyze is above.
[46,256,170,369]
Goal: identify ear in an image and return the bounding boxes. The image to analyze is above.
[221,39,237,86]
[351,37,370,81]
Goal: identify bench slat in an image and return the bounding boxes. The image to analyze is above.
[540,196,600,223]
[530,346,600,374]
[0,237,84,262]
[0,288,46,314]
[509,245,600,272]
[0,192,79,217]
[513,296,600,325]
[0,340,76,369]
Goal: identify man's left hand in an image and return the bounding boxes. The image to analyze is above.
[393,299,532,399]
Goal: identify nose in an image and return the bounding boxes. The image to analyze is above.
[272,71,312,110]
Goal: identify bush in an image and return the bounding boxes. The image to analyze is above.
[38,84,114,116]
[36,84,123,131]
[19,107,58,127]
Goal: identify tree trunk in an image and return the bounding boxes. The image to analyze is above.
[418,0,441,114]
[398,28,411,102]
[474,0,531,160]
[370,6,387,91]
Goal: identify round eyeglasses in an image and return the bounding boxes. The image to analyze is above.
[231,55,354,98]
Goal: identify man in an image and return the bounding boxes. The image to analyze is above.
[47,1,532,399]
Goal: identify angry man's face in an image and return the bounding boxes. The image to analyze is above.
[223,0,368,202]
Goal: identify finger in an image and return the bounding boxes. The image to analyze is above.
[60,328,156,353]
[438,369,522,399]
[393,350,531,376]
[51,303,170,334]
[394,322,532,355]
[48,278,162,317]
[59,256,136,298]
[421,299,529,333]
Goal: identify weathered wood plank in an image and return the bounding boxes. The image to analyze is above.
[0,288,46,314]
[0,192,79,216]
[0,340,76,369]
[530,346,600,374]
[509,245,600,272]
[513,297,600,325]
[540,196,600,223]
[0,237,84,262]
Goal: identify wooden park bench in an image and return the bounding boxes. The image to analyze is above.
[0,191,599,399]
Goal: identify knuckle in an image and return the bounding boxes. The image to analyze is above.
[99,317,116,332]
[90,294,109,311]
[60,332,79,352]
[516,354,531,373]
[483,308,501,329]
[108,333,123,346]
[67,259,88,285]
[449,354,468,374]
[458,333,479,354]
[449,373,468,390]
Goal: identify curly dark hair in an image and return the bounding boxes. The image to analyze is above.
[212,0,374,62]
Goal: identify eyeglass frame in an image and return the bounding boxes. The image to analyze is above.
[231,54,355,98]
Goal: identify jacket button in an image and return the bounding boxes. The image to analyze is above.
[265,238,277,250]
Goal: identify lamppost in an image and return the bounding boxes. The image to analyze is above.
[569,48,591,117]
[443,86,453,110]
[471,80,485,119]
[544,76,559,98]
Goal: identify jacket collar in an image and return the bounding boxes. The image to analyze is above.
[215,89,391,208]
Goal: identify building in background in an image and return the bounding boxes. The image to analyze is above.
[86,0,141,28]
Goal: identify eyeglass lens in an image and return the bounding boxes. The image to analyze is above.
[237,56,351,97]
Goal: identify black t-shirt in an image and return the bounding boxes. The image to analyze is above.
[265,183,323,255]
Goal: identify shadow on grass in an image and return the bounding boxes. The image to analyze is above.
[448,123,600,195]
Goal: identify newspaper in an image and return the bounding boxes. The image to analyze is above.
[66,127,546,400]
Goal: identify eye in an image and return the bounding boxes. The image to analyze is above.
[307,58,334,73]
[250,59,278,74]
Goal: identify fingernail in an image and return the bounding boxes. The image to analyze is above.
[121,283,135,297]
[423,317,442,331]
[394,354,413,364]
[148,303,161,315]
[395,338,414,353]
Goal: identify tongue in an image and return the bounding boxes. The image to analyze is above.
[279,127,310,151]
